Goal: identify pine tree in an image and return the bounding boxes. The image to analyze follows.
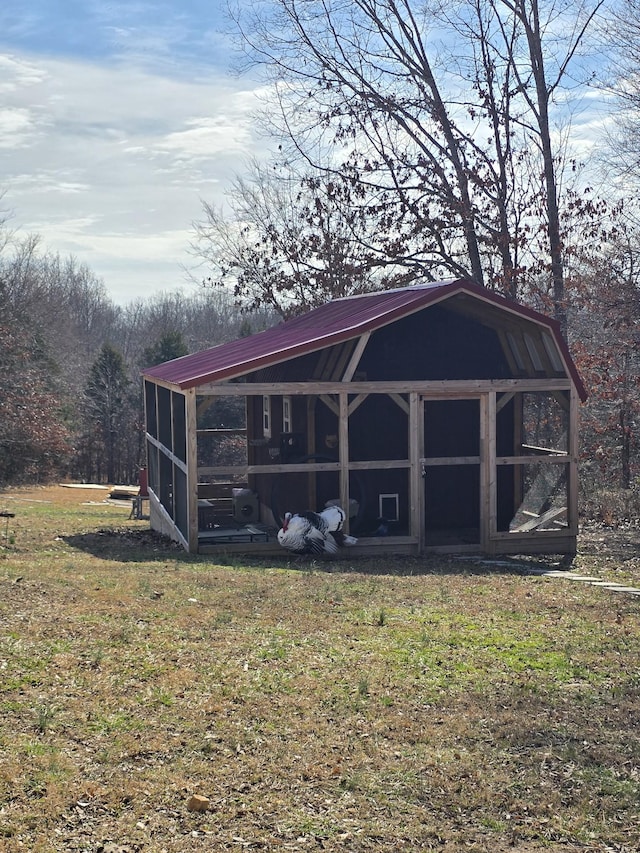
[84,344,130,483]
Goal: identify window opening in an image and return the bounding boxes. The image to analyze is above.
[379,493,399,522]
[282,396,292,433]
[542,333,564,372]
[263,395,271,438]
[506,332,525,370]
[524,333,544,371]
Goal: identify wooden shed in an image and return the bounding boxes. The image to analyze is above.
[142,279,587,557]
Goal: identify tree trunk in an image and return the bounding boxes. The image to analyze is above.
[516,0,566,331]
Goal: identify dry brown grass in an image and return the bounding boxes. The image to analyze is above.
[1,485,639,852]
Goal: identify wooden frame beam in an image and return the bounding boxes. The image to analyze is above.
[342,333,370,381]
[185,388,199,553]
[339,392,350,530]
[194,378,573,397]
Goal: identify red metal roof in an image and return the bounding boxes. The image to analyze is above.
[143,278,587,400]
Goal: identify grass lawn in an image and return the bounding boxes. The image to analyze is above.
[1,485,639,852]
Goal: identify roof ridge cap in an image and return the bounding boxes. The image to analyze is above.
[330,279,459,303]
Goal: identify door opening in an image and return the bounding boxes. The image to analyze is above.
[422,398,481,546]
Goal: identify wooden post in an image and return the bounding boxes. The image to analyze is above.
[485,392,497,552]
[185,388,199,553]
[568,388,579,535]
[306,395,317,510]
[418,395,426,549]
[409,392,421,544]
[513,392,523,513]
[339,392,350,532]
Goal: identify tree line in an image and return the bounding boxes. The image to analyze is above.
[1,224,635,502]
[0,234,274,487]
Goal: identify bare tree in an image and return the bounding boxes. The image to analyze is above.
[494,0,604,328]
[0,191,13,256]
[570,221,640,491]
[193,158,412,316]
[0,226,264,485]
[230,0,604,326]
[602,0,640,177]
[0,277,71,484]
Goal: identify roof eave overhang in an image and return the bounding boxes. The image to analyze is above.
[142,279,587,402]
[149,279,478,390]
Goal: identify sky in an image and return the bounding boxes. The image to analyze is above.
[0,0,269,303]
[0,2,614,307]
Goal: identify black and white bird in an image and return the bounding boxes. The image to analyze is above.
[277,505,358,555]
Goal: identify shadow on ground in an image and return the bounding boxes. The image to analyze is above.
[62,526,572,577]
[62,527,192,564]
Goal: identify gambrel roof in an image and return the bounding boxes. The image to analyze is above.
[143,278,587,400]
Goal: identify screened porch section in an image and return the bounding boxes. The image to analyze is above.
[495,390,574,539]
[143,381,580,557]
[145,380,189,544]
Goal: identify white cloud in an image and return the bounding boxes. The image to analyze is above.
[0,48,271,303]
[158,114,254,158]
[0,107,37,147]
[0,53,47,90]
